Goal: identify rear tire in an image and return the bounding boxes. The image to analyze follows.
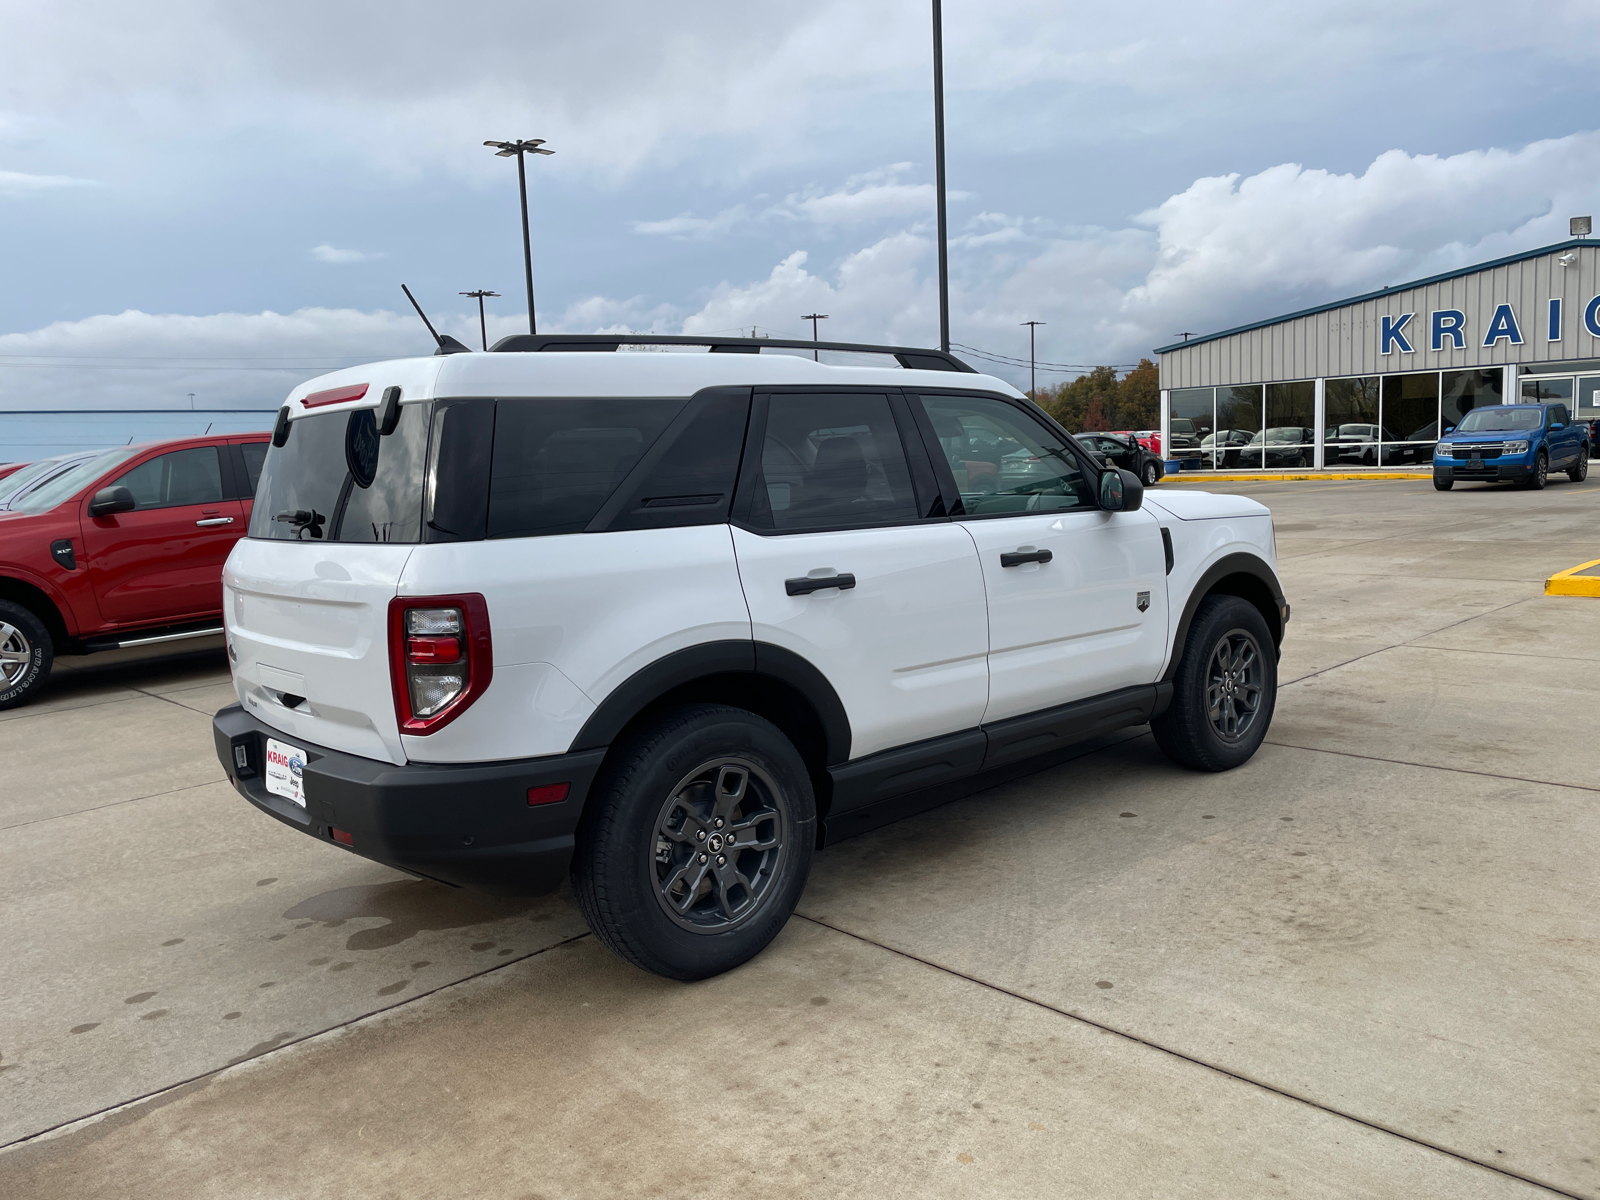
[1152,595,1277,772]
[1568,447,1588,483]
[0,600,52,710]
[572,704,815,980]
[1142,460,1160,487]
[1433,477,1453,491]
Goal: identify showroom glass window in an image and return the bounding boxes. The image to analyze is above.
[1213,385,1263,469]
[1381,372,1440,466]
[1258,382,1314,469]
[1168,388,1215,468]
[1324,377,1381,467]
[1442,369,1502,433]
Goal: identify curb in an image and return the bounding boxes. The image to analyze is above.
[1162,472,1433,482]
[1545,559,1600,597]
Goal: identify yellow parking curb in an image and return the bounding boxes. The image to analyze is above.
[1545,559,1600,597]
[1163,472,1433,482]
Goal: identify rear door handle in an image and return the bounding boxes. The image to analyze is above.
[1000,548,1052,567]
[786,573,857,596]
[195,517,235,527]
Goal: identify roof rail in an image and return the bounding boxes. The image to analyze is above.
[486,333,977,373]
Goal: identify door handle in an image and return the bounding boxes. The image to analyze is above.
[786,573,857,596]
[195,517,235,527]
[1000,548,1053,567]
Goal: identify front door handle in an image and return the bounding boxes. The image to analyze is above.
[1000,548,1053,567]
[195,517,235,527]
[786,573,857,596]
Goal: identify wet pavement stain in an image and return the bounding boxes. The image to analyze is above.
[329,962,354,973]
[139,1009,169,1021]
[255,878,277,887]
[160,938,184,947]
[1095,981,1114,989]
[410,960,431,970]
[308,957,331,966]
[123,991,157,1005]
[282,881,537,951]
[0,1053,15,1073]
[222,1012,241,1020]
[471,941,495,952]
[228,1032,296,1066]
[70,1023,100,1034]
[376,980,409,996]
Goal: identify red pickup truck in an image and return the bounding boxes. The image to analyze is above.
[0,433,269,708]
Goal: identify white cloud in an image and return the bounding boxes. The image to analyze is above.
[310,243,383,264]
[0,169,96,194]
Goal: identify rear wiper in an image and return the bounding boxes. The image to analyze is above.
[274,509,326,539]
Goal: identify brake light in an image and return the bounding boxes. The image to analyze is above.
[388,594,493,734]
[302,383,370,410]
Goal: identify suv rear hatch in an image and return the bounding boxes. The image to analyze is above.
[225,392,434,764]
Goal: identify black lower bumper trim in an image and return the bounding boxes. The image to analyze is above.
[213,705,606,896]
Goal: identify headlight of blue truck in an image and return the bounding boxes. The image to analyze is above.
[1503,440,1530,455]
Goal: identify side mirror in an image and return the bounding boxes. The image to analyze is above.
[1099,467,1143,512]
[88,485,136,517]
[1550,423,1564,430]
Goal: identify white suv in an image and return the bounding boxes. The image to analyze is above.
[212,335,1287,980]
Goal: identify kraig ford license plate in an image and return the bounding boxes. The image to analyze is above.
[264,738,308,808]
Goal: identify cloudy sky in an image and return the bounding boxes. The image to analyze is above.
[2,0,1599,409]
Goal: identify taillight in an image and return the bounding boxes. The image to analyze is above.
[388,594,493,734]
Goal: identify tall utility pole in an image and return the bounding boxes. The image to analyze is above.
[1021,320,1045,398]
[801,312,829,360]
[461,290,501,351]
[483,139,554,335]
[931,0,950,353]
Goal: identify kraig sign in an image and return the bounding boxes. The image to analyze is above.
[1381,296,1600,355]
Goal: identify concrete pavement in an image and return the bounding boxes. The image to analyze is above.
[2,476,1597,1198]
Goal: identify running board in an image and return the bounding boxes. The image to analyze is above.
[82,625,225,653]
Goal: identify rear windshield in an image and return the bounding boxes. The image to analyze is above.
[249,402,431,542]
[1456,407,1540,432]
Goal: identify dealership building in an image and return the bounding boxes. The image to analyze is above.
[1155,234,1600,469]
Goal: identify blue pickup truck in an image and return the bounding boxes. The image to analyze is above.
[1433,403,1590,491]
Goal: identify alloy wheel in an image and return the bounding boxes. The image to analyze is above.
[651,757,788,933]
[0,621,33,688]
[1206,628,1264,743]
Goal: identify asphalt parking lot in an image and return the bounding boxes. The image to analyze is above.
[3,475,1597,1199]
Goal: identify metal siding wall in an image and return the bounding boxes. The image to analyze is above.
[1156,246,1600,387]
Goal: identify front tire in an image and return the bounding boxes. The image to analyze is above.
[1152,595,1277,772]
[0,600,53,710]
[1568,447,1589,482]
[1525,451,1548,490]
[572,704,815,980]
[1434,477,1453,491]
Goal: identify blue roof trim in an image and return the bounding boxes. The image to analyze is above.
[1154,239,1593,355]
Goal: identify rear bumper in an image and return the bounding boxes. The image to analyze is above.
[212,704,606,896]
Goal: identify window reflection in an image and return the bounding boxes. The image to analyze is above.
[1324,377,1380,467]
[1442,369,1502,434]
[1169,387,1215,468]
[1380,372,1440,465]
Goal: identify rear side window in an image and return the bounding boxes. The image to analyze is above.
[746,393,921,531]
[249,402,430,542]
[487,397,686,539]
[111,447,225,510]
[238,442,267,494]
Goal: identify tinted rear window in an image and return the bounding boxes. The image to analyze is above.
[487,397,686,539]
[249,402,430,542]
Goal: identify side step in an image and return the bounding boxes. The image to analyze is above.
[80,624,225,653]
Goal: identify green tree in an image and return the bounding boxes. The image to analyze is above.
[1037,359,1160,433]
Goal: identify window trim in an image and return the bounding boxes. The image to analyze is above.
[107,444,230,513]
[906,387,1105,521]
[730,385,948,537]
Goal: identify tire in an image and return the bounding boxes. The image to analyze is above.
[1151,595,1277,772]
[1142,460,1159,487]
[572,703,816,980]
[0,599,53,710]
[1433,477,1453,491]
[1568,447,1589,483]
[1525,451,1548,490]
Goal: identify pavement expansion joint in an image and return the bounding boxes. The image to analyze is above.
[790,913,1585,1200]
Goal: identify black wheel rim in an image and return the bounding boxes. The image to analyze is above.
[651,757,788,933]
[0,620,32,688]
[1537,456,1547,484]
[1206,628,1265,743]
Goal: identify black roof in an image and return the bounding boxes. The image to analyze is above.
[487,333,976,373]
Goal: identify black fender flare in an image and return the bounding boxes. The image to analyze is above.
[1164,552,1286,682]
[570,640,853,765]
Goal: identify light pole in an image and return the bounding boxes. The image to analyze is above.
[931,0,950,353]
[1021,320,1045,398]
[801,312,829,360]
[461,290,501,351]
[483,139,554,335]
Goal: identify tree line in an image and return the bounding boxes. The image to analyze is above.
[1030,358,1159,433]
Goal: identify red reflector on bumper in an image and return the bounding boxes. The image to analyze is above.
[331,827,355,846]
[527,783,569,806]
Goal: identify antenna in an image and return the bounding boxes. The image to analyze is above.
[401,284,472,356]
